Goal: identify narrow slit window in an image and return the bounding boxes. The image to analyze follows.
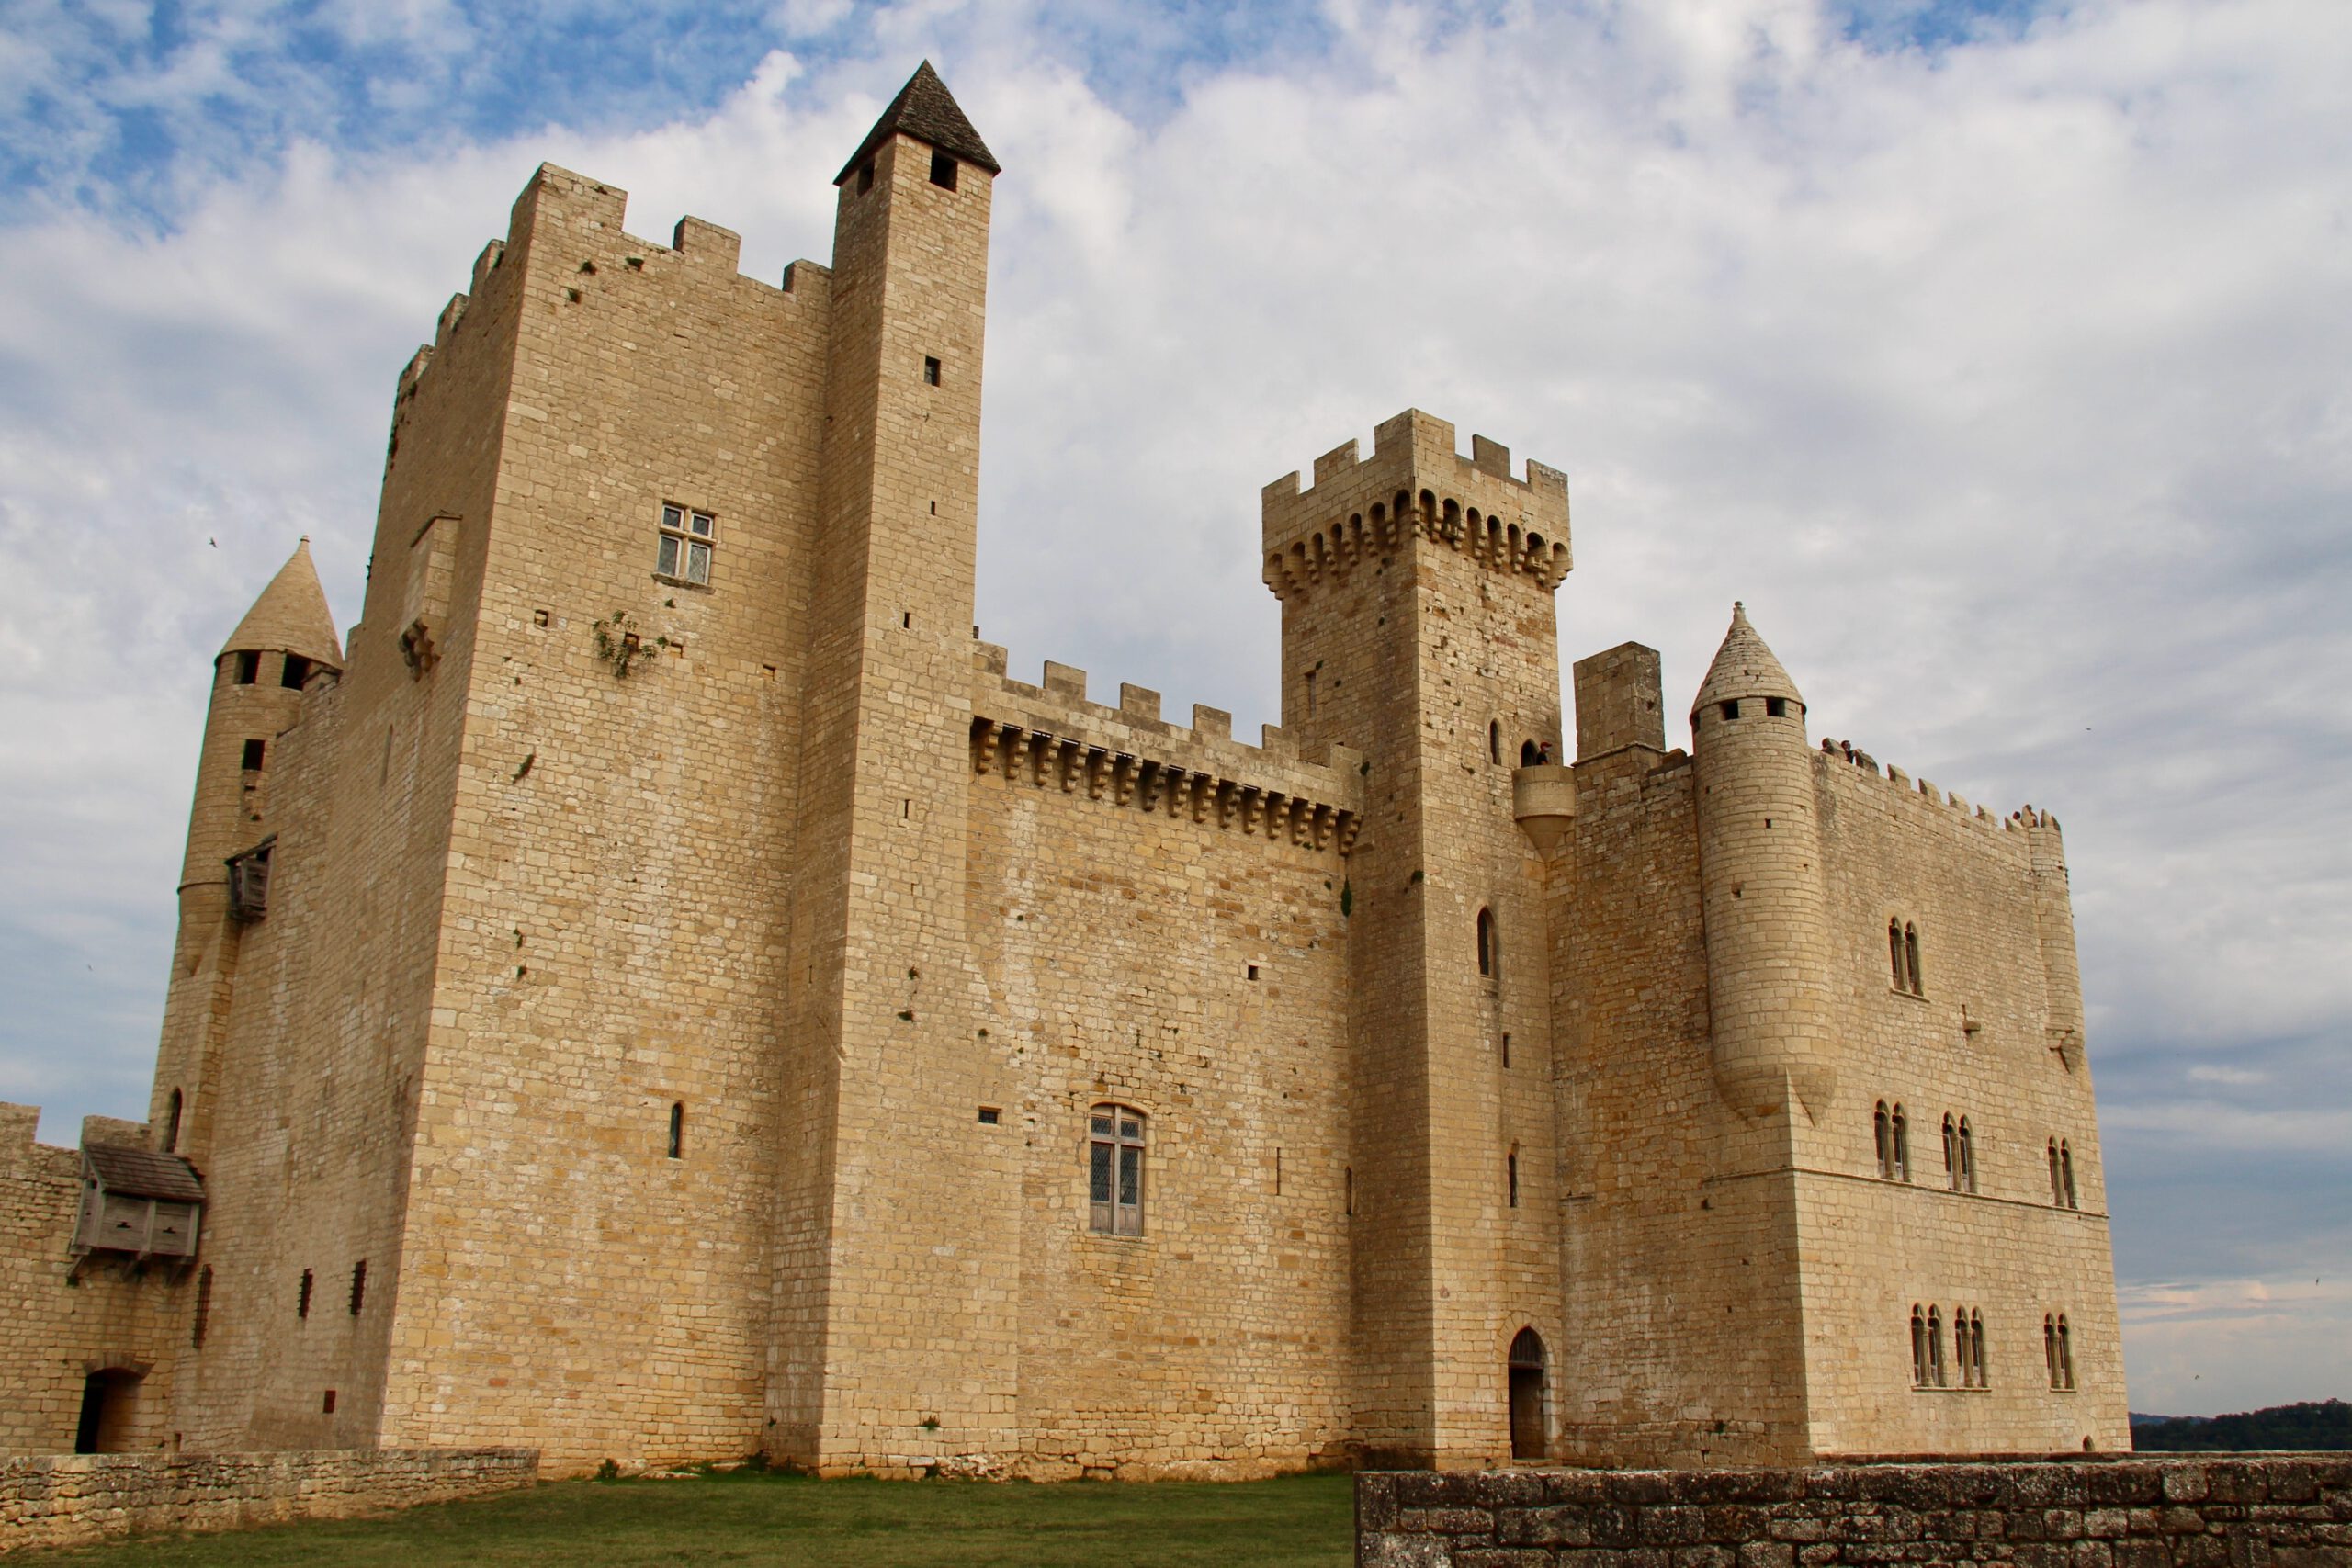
[1905,923,1923,995]
[1507,1146,1519,1208]
[1476,908,1496,978]
[668,1102,684,1159]
[164,1089,183,1154]
[2049,1140,2065,1206]
[322,1389,336,1414]
[1910,1305,1929,1387]
[1501,1032,1511,1069]
[923,355,943,386]
[1969,1309,1987,1387]
[2045,1314,2061,1386]
[1927,1306,1946,1386]
[1891,1104,1909,1181]
[2058,1314,2075,1389]
[298,1269,313,1319]
[1488,720,1501,764]
[1344,1165,1353,1216]
[1890,919,1905,988]
[348,1259,367,1316]
[191,1265,213,1348]
[2061,1141,2077,1209]
[1942,1114,1959,1190]
[1874,1102,1894,1179]
[1088,1104,1146,1236]
[1958,1118,1976,1194]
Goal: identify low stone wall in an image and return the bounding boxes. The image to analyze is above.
[1358,1455,2352,1566]
[0,1447,538,1554]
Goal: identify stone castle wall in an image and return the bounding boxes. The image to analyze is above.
[0,1447,536,1555]
[1355,1456,2352,1567]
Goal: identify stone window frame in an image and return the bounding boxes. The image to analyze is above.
[656,502,716,588]
[1088,1103,1147,1238]
[2044,1312,2075,1390]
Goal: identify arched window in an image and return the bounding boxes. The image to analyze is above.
[1942,1115,1959,1189]
[1958,1118,1976,1194]
[2044,1314,2061,1387]
[2060,1141,2077,1209]
[1926,1306,1946,1386]
[1476,908,1496,979]
[1507,1145,1520,1208]
[2057,1314,2075,1389]
[2049,1140,2064,1206]
[1520,739,1540,766]
[1508,1327,1546,1460]
[1875,1102,1894,1179]
[1952,1306,1973,1387]
[164,1089,183,1155]
[1889,920,1905,988]
[667,1101,684,1160]
[1969,1309,1987,1388]
[1891,1103,1909,1181]
[1489,721,1502,764]
[1910,1305,1929,1387]
[1905,923,1923,996]
[1089,1104,1146,1236]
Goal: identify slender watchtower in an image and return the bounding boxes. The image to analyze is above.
[773,62,1018,1471]
[1690,605,1834,1142]
[149,539,341,1165]
[1265,411,1572,1466]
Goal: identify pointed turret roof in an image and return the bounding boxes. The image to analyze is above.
[1694,602,1801,710]
[220,536,343,671]
[834,61,1001,186]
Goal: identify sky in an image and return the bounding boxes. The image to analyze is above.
[0,0,2345,1422]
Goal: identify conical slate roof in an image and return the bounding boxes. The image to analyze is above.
[834,61,1000,186]
[220,536,343,671]
[1694,602,1801,710]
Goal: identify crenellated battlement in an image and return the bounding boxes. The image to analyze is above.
[1261,408,1570,601]
[1816,739,2064,849]
[388,163,832,409]
[970,645,1363,854]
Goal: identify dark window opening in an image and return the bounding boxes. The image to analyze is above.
[978,1106,1000,1125]
[1247,964,1259,981]
[233,650,260,684]
[857,161,875,193]
[668,1102,684,1159]
[298,1269,313,1319]
[1476,908,1496,978]
[1720,700,1740,721]
[1501,1032,1511,1069]
[191,1266,213,1348]
[348,1259,367,1316]
[1911,1305,1930,1387]
[1905,923,1923,995]
[1958,1118,1976,1193]
[1890,919,1905,988]
[280,654,312,690]
[241,739,266,771]
[1520,739,1539,765]
[922,355,942,386]
[929,149,958,189]
[1507,1148,1519,1208]
[1875,1102,1894,1179]
[322,1389,337,1414]
[164,1089,183,1154]
[1344,1165,1353,1216]
[1766,696,1787,717]
[1892,1104,1910,1180]
[2061,1140,2078,1208]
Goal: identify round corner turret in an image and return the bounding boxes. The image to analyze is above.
[1690,603,1805,747]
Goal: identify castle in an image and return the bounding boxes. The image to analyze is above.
[1,63,2127,1477]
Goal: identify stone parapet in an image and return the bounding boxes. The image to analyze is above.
[972,648,1364,854]
[1357,1456,2352,1566]
[0,1447,537,1554]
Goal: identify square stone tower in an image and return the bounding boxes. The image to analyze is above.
[1263,412,1574,1466]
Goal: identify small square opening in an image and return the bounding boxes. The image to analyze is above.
[1246,964,1260,981]
[978,1107,1000,1125]
[922,355,942,387]
[1766,696,1788,718]
[233,650,259,685]
[929,150,958,190]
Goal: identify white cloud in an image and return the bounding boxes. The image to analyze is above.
[2,0,2347,1416]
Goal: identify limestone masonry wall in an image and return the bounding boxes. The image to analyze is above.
[1356,1457,2352,1567]
[0,1447,537,1554]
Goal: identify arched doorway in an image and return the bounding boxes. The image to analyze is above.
[74,1368,141,1453]
[1507,1327,1546,1461]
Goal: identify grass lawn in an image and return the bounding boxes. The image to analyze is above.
[30,1468,1356,1566]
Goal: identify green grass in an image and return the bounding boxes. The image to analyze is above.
[31,1468,1355,1567]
